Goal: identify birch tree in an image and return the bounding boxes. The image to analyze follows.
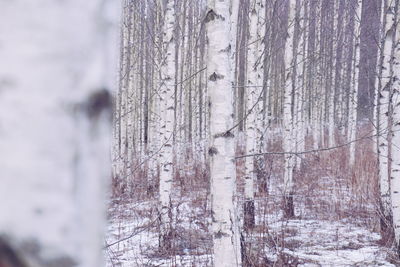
[244,0,258,230]
[205,0,241,265]
[388,0,400,251]
[0,0,119,266]
[158,0,176,250]
[335,0,347,133]
[376,0,396,225]
[348,0,363,167]
[114,1,132,186]
[326,0,338,148]
[149,2,163,190]
[283,0,297,218]
[294,0,306,169]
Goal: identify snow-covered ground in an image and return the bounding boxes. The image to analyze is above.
[105,195,213,267]
[105,146,397,266]
[265,219,394,266]
[105,201,395,266]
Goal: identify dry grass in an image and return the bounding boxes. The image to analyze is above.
[107,124,398,266]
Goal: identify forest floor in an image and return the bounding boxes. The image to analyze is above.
[105,199,397,267]
[105,137,400,266]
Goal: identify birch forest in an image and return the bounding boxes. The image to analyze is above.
[1,0,400,266]
[109,0,400,265]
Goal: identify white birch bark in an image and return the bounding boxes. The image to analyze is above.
[205,0,241,265]
[116,2,132,181]
[0,0,119,266]
[230,0,239,132]
[348,0,362,167]
[295,0,305,169]
[332,0,345,138]
[337,54,346,136]
[283,0,296,217]
[175,0,187,177]
[328,0,339,148]
[256,0,266,155]
[377,0,396,219]
[197,6,207,165]
[148,74,159,183]
[373,0,386,220]
[261,2,272,152]
[148,4,163,187]
[254,0,266,194]
[244,0,259,229]
[126,11,136,180]
[112,2,127,180]
[301,0,310,150]
[389,0,400,247]
[312,1,321,150]
[158,0,176,247]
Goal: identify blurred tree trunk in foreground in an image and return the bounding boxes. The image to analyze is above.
[0,0,120,266]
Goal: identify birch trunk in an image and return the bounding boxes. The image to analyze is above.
[261,1,272,154]
[244,0,258,231]
[158,0,176,250]
[328,0,339,148]
[389,0,400,251]
[302,0,310,150]
[374,0,387,225]
[255,0,266,193]
[315,0,323,149]
[0,0,119,266]
[149,3,164,191]
[377,0,396,223]
[348,0,362,167]
[113,2,130,183]
[294,0,305,169]
[117,2,132,183]
[307,0,320,150]
[205,0,241,265]
[283,0,296,218]
[333,0,346,139]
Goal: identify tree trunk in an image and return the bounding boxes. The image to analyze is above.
[283,0,297,219]
[389,0,400,252]
[294,0,306,169]
[158,0,176,251]
[348,0,362,167]
[243,0,259,231]
[376,0,395,227]
[0,0,119,266]
[205,0,242,265]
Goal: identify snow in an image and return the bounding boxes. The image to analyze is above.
[105,142,397,266]
[106,199,395,266]
[105,197,213,267]
[266,219,394,266]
